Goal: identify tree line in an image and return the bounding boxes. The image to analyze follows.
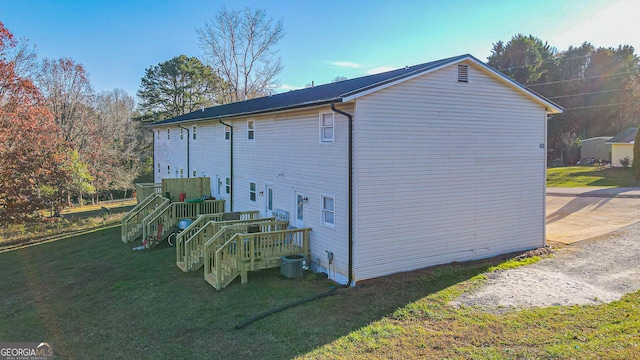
[487,34,640,163]
[1,6,285,224]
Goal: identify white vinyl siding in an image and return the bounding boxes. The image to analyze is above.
[353,61,547,281]
[231,109,350,280]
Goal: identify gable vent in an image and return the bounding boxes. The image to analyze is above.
[457,64,469,83]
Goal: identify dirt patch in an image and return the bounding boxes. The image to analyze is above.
[451,221,640,311]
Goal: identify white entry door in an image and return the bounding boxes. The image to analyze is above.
[293,190,305,228]
[264,184,274,217]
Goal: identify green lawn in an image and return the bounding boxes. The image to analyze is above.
[547,166,640,187]
[1,228,639,359]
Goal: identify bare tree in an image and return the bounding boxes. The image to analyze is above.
[198,6,284,103]
[36,58,95,150]
[94,88,145,201]
[5,37,38,79]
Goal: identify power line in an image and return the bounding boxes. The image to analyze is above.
[560,100,640,111]
[526,70,638,87]
[546,88,630,99]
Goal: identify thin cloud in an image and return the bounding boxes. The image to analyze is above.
[278,84,302,91]
[366,66,396,75]
[330,61,362,68]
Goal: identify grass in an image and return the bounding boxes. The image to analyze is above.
[2,228,639,359]
[547,166,640,187]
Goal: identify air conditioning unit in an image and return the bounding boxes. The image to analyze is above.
[272,209,289,222]
[281,254,305,278]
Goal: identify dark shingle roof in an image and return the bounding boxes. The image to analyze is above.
[150,54,469,126]
[607,127,638,144]
[149,53,561,126]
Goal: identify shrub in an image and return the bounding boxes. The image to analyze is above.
[620,156,631,168]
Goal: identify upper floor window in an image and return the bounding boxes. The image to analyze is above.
[320,112,334,143]
[167,165,171,176]
[193,170,197,177]
[247,120,255,141]
[225,125,231,140]
[157,130,159,140]
[157,163,160,173]
[180,168,184,178]
[167,128,170,140]
[180,128,184,140]
[225,177,231,194]
[192,126,197,140]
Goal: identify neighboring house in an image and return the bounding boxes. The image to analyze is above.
[607,127,637,167]
[580,136,612,163]
[149,54,562,285]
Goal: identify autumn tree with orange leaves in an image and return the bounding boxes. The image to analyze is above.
[0,21,70,223]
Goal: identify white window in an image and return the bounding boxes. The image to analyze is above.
[192,170,197,177]
[249,181,257,204]
[321,194,335,227]
[192,126,197,140]
[157,163,160,174]
[167,165,170,176]
[320,112,334,143]
[225,125,231,140]
[247,120,255,141]
[167,128,170,140]
[225,177,231,194]
[180,168,184,178]
[157,130,159,140]
[180,128,184,140]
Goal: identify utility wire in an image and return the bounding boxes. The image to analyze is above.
[546,88,631,99]
[560,100,640,111]
[525,70,639,87]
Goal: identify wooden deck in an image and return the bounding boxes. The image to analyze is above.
[142,200,225,243]
[135,183,162,203]
[204,228,311,290]
[176,215,279,272]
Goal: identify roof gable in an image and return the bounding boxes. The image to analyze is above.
[150,54,562,127]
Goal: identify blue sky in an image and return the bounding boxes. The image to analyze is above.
[1,0,637,99]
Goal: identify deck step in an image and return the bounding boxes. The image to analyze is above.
[176,261,187,272]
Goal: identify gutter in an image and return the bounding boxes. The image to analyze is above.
[177,124,190,178]
[331,103,353,287]
[218,119,234,211]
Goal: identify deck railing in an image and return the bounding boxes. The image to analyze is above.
[142,200,225,243]
[135,183,162,203]
[175,210,259,267]
[121,194,168,243]
[205,227,311,290]
[177,216,279,272]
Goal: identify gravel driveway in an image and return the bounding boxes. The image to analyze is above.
[451,192,640,311]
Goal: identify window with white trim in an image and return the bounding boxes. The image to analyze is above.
[321,194,335,227]
[157,130,159,140]
[167,165,170,176]
[180,168,184,178]
[192,126,197,140]
[157,163,160,174]
[224,125,231,140]
[249,182,257,204]
[320,112,334,143]
[180,128,184,140]
[247,120,255,140]
[193,170,197,177]
[225,177,231,194]
[167,128,170,140]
